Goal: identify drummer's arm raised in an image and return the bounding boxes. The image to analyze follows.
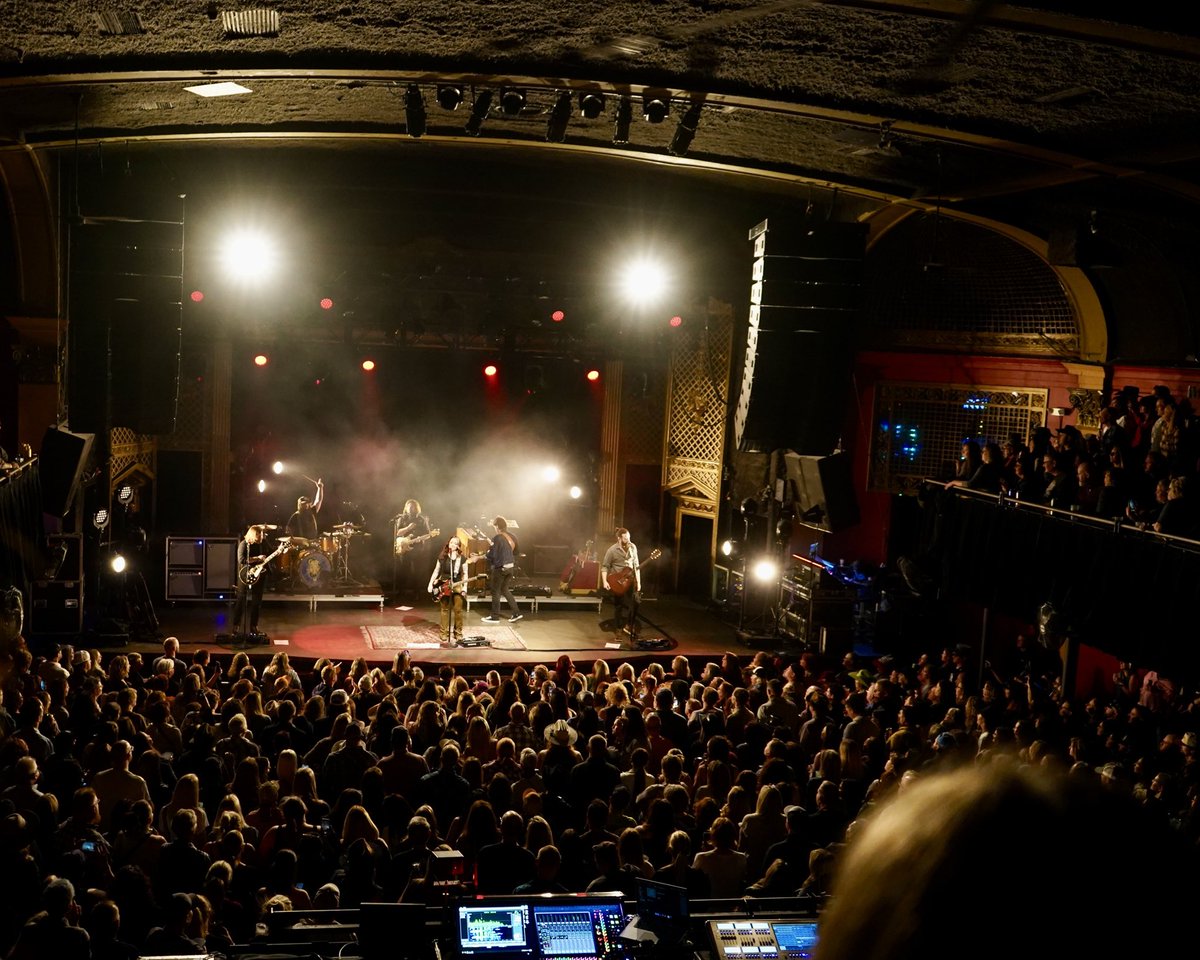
[312,478,325,513]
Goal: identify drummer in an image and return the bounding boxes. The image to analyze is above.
[285,477,324,541]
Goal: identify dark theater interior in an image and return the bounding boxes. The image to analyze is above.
[2,2,1199,955]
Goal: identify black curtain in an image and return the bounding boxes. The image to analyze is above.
[0,460,45,600]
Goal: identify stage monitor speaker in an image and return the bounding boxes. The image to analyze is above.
[783,450,860,532]
[29,579,84,634]
[38,427,95,517]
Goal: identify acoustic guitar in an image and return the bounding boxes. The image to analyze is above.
[394,527,441,556]
[608,548,661,596]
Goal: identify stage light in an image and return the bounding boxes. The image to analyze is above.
[668,100,704,157]
[543,465,561,483]
[613,96,632,144]
[579,90,605,119]
[545,90,572,142]
[405,83,427,138]
[116,484,134,506]
[465,89,493,136]
[642,90,670,124]
[93,508,110,529]
[257,479,267,493]
[499,87,526,116]
[272,461,283,474]
[620,257,669,305]
[219,228,278,282]
[752,558,779,582]
[669,315,683,327]
[569,485,583,499]
[551,309,565,322]
[361,359,376,372]
[720,538,739,559]
[190,290,204,302]
[586,369,600,382]
[254,354,269,367]
[320,297,334,310]
[484,363,498,377]
[110,553,127,574]
[437,85,464,110]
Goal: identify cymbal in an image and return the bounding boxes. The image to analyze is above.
[334,522,363,530]
[250,523,279,531]
[284,536,310,546]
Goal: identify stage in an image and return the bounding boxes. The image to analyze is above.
[139,587,792,669]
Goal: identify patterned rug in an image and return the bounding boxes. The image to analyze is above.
[363,623,527,651]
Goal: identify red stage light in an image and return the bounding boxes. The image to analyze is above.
[190,290,204,302]
[484,364,498,377]
[361,359,376,372]
[586,369,600,382]
[320,297,334,310]
[551,309,565,322]
[253,354,269,367]
[669,315,683,327]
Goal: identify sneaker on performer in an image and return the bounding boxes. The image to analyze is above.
[481,615,501,624]
[509,613,524,623]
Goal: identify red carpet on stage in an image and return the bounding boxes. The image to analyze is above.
[365,623,527,651]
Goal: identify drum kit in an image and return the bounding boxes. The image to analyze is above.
[251,520,370,589]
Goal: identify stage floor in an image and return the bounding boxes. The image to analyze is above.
[141,590,793,668]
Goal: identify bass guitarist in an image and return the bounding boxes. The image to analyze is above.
[602,527,641,638]
[427,536,471,642]
[232,525,267,637]
[394,498,432,598]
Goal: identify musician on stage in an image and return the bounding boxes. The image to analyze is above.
[233,525,267,636]
[394,498,432,598]
[428,536,470,642]
[602,527,641,637]
[285,478,324,540]
[482,516,522,623]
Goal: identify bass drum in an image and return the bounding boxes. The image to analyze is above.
[296,548,332,589]
[278,548,296,577]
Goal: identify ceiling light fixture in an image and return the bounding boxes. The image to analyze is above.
[668,100,704,157]
[436,84,464,110]
[579,90,605,119]
[499,87,526,116]
[642,89,670,123]
[545,90,572,142]
[405,83,427,138]
[465,89,493,136]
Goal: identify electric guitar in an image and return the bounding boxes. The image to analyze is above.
[241,538,292,586]
[430,552,488,598]
[394,527,441,556]
[607,548,661,597]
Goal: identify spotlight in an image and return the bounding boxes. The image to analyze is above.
[484,363,498,377]
[551,309,565,322]
[543,465,561,483]
[405,83,426,138]
[219,229,278,282]
[190,290,204,302]
[720,539,743,561]
[668,100,704,157]
[254,354,269,367]
[613,97,632,144]
[110,553,127,574]
[642,90,670,124]
[669,316,683,328]
[620,257,669,305]
[569,485,583,499]
[272,461,283,474]
[586,369,600,382]
[116,484,134,506]
[752,558,779,582]
[319,297,334,310]
[499,87,526,116]
[465,89,493,136]
[546,90,572,142]
[93,508,110,529]
[257,479,267,493]
[579,90,605,120]
[362,359,376,372]
[436,84,464,111]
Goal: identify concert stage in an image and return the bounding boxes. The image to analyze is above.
[145,588,781,668]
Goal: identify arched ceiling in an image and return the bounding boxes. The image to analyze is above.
[3,1,1200,357]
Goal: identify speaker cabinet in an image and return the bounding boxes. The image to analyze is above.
[165,536,237,600]
[38,428,95,517]
[783,451,861,532]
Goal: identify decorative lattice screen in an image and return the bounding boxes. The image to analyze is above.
[869,382,1047,494]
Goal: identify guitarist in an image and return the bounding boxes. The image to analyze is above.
[481,516,523,624]
[394,498,431,598]
[601,527,641,638]
[232,525,267,637]
[427,536,470,642]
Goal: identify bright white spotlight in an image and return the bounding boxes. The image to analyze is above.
[220,229,278,282]
[569,485,583,500]
[720,539,734,557]
[542,465,561,483]
[752,559,778,582]
[272,461,284,474]
[257,479,267,493]
[620,257,669,305]
[110,554,127,574]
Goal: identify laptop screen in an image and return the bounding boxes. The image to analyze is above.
[635,878,688,927]
[456,902,535,959]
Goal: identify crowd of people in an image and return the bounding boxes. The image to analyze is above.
[945,385,1200,536]
[1,632,1198,960]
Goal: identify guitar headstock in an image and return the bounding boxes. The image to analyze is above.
[428,528,441,538]
[645,548,663,562]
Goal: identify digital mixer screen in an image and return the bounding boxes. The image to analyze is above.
[456,897,625,960]
[531,900,625,960]
[457,903,535,958]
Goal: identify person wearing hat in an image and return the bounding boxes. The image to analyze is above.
[284,477,324,540]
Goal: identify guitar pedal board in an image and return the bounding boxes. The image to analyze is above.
[707,920,818,960]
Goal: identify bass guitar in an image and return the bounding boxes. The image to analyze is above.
[241,538,293,586]
[395,527,441,556]
[608,548,661,597]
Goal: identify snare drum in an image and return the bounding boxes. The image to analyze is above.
[297,548,331,589]
[320,533,339,555]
